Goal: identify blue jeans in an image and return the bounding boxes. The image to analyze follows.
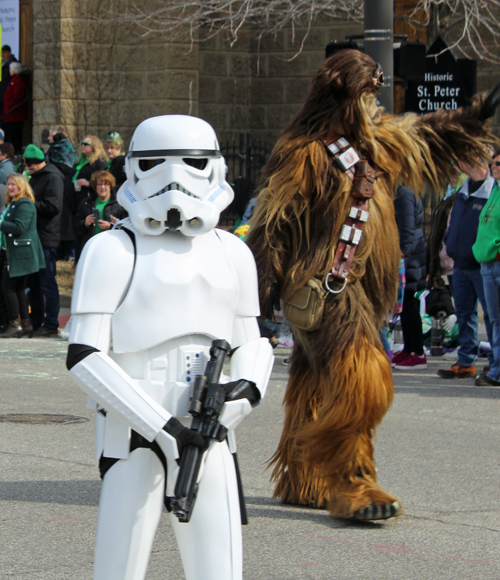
[453,267,494,367]
[480,261,500,380]
[28,247,60,330]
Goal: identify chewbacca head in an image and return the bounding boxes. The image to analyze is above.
[286,49,384,141]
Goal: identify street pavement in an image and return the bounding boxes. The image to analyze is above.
[1,330,499,580]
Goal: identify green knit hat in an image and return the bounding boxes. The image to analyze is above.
[23,144,45,161]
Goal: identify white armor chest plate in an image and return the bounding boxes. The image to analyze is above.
[111,230,238,354]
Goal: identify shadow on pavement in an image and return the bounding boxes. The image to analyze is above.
[0,479,101,505]
[394,385,500,399]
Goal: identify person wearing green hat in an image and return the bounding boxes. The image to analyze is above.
[23,144,65,337]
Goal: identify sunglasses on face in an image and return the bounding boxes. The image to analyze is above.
[493,161,500,166]
[81,141,92,147]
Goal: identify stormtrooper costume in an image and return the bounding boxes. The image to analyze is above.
[66,115,274,580]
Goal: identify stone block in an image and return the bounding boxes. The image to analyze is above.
[220,29,251,52]
[165,43,199,70]
[250,31,286,52]
[251,78,285,104]
[32,70,61,100]
[145,72,168,100]
[68,69,100,101]
[34,42,61,70]
[227,104,250,128]
[201,52,228,76]
[229,53,251,77]
[198,29,220,51]
[101,43,146,73]
[285,78,311,104]
[249,106,267,129]
[268,104,300,129]
[218,78,251,104]
[162,70,198,100]
[33,100,58,127]
[198,103,228,129]
[199,76,217,103]
[120,72,145,99]
[33,14,61,44]
[285,26,329,53]
[251,128,280,146]
[116,102,145,126]
[268,52,312,77]
[59,70,76,99]
[250,54,268,77]
[70,100,101,128]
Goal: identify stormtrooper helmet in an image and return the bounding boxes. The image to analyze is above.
[118,115,234,236]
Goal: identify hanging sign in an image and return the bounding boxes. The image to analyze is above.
[405,36,476,113]
[0,0,19,58]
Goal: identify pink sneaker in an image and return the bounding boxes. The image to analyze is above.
[392,350,409,365]
[394,353,427,370]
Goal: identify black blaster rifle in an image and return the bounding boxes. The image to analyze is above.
[171,339,231,523]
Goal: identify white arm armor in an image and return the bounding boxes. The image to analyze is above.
[215,230,275,433]
[68,230,179,459]
[69,353,176,454]
[219,336,274,432]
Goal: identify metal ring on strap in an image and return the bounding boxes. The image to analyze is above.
[324,273,348,294]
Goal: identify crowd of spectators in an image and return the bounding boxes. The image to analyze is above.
[388,151,500,387]
[0,124,129,339]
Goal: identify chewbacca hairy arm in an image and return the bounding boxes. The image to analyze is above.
[417,94,500,187]
[246,214,288,321]
[371,92,500,197]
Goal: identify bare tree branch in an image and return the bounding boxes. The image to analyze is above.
[119,0,363,47]
[117,0,500,64]
[411,1,500,63]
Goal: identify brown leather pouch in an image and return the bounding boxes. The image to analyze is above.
[282,278,327,332]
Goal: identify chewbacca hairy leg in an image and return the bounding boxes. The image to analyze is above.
[270,337,402,518]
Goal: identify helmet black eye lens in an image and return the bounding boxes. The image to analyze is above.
[183,158,208,170]
[139,158,165,171]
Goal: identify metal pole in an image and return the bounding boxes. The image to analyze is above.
[364,0,394,113]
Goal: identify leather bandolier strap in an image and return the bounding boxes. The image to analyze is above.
[322,136,376,285]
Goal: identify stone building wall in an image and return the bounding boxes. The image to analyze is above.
[28,1,500,151]
[198,20,364,146]
[31,0,200,147]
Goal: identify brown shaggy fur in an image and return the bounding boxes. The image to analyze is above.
[246,50,500,517]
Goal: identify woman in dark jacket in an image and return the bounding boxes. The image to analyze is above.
[74,170,127,257]
[392,184,427,369]
[47,126,78,261]
[105,131,127,191]
[71,135,108,262]
[72,135,108,211]
[0,174,45,338]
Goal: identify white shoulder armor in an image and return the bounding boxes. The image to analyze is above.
[71,229,135,315]
[215,229,260,317]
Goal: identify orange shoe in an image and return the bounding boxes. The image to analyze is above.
[437,364,476,379]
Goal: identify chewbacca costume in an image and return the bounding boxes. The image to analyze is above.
[246,50,500,520]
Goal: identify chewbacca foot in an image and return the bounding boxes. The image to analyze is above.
[352,501,402,521]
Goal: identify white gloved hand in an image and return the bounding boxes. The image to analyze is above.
[442,314,457,333]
